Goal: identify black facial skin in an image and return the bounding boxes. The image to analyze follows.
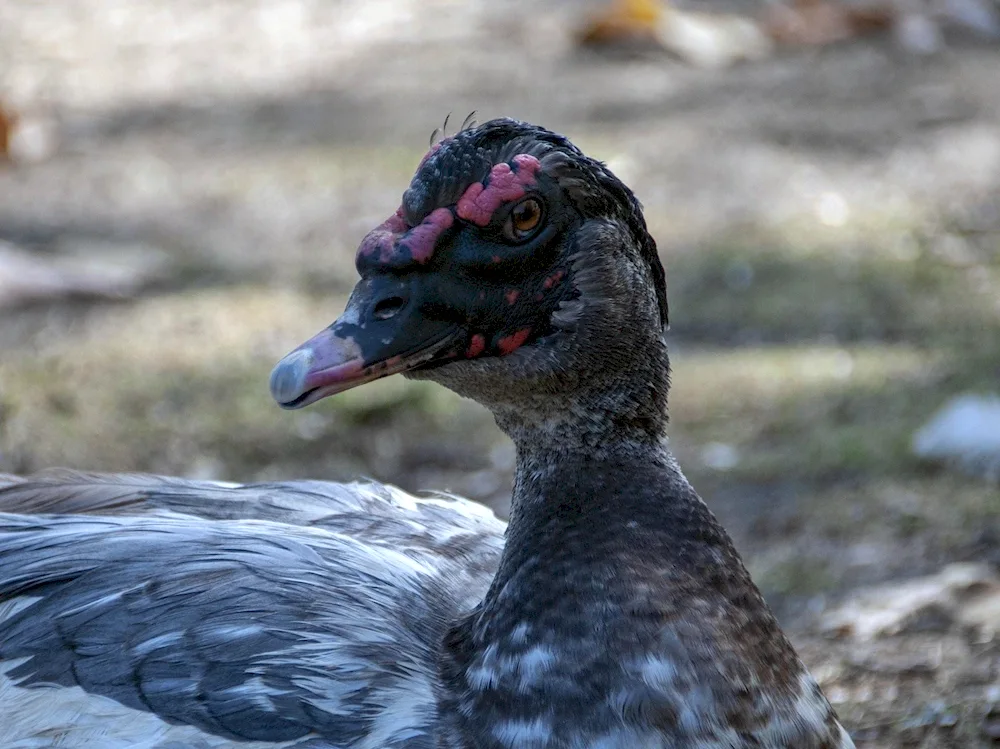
[341,169,582,368]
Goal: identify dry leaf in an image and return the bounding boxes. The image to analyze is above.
[763,0,894,47]
[577,0,664,47]
[0,101,18,163]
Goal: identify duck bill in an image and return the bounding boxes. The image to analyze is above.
[269,281,461,410]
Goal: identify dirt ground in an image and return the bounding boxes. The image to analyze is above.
[2,0,1000,745]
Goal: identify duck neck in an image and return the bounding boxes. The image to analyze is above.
[493,340,672,518]
[478,348,678,617]
[503,417,672,523]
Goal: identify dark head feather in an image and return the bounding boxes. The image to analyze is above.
[405,118,668,330]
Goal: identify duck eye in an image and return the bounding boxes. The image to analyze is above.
[504,198,544,242]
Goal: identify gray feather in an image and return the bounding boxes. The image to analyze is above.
[0,473,505,745]
[0,470,502,560]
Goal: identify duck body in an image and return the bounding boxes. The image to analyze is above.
[437,454,849,749]
[0,464,848,749]
[0,118,853,748]
[0,463,847,749]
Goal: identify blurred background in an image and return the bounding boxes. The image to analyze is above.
[1,0,1000,744]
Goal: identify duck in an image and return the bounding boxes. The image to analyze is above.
[0,118,853,749]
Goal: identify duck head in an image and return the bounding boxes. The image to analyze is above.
[270,119,670,436]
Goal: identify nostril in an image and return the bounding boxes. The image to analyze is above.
[371,296,407,321]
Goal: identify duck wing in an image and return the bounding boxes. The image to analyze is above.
[0,472,504,747]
